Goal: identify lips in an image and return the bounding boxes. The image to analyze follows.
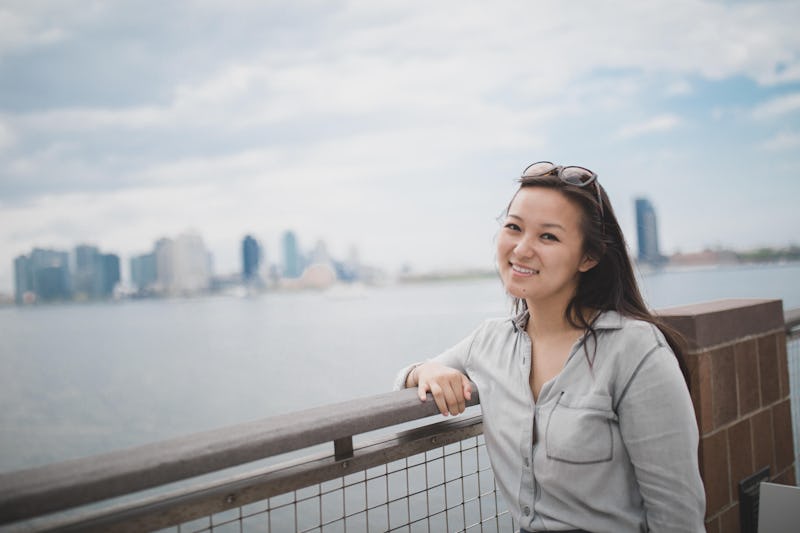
[510,263,539,275]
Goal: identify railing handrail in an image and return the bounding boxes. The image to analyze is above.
[0,385,479,525]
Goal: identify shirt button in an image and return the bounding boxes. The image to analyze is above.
[523,457,530,467]
[523,505,531,515]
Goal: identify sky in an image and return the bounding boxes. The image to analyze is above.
[1,0,799,294]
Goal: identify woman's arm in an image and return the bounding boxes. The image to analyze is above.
[394,325,478,416]
[616,345,706,532]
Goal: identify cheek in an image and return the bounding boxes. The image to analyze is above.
[496,234,513,258]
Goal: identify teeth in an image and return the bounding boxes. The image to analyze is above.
[512,264,537,274]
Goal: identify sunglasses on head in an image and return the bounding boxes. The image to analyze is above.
[520,161,604,226]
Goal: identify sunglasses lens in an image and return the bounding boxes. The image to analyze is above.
[522,161,556,177]
[560,166,595,186]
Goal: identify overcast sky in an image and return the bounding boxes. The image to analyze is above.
[1,0,799,293]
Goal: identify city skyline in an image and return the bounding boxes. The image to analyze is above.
[1,1,800,294]
[9,218,800,304]
[11,227,373,302]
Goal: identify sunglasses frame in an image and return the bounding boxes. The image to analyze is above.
[520,161,605,229]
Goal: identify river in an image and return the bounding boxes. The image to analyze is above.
[1,262,798,472]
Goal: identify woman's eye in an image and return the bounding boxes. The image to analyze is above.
[504,223,521,232]
[541,233,559,241]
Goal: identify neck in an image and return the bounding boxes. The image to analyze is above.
[524,298,581,340]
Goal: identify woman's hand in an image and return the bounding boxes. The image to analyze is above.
[408,362,472,416]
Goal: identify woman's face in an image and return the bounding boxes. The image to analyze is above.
[497,186,597,308]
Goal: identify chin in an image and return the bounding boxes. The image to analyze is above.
[501,279,527,300]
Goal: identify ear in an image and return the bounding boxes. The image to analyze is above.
[578,255,598,273]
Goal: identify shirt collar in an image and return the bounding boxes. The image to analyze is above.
[510,309,624,332]
[591,310,624,330]
[511,309,529,332]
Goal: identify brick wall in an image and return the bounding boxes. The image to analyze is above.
[660,299,795,533]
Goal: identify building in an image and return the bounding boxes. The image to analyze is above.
[152,233,212,295]
[13,245,118,304]
[73,245,101,299]
[242,235,261,284]
[282,231,302,278]
[130,252,157,293]
[13,255,34,304]
[635,197,664,265]
[173,233,211,294]
[73,245,120,300]
[154,238,175,293]
[13,248,71,304]
[99,254,120,297]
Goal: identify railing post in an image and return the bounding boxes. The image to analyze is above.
[333,436,354,459]
[659,298,793,533]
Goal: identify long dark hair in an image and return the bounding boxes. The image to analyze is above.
[506,174,688,381]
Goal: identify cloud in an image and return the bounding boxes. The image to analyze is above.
[0,3,69,56]
[615,114,683,140]
[2,0,800,292]
[760,130,800,151]
[0,119,15,150]
[751,92,800,119]
[666,80,693,96]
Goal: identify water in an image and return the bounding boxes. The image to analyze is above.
[1,262,798,473]
[637,262,800,310]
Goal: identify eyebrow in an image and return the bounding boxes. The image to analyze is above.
[506,213,566,231]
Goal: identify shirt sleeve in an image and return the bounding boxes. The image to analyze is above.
[615,345,706,532]
[392,322,481,391]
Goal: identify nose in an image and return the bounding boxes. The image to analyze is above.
[513,235,536,259]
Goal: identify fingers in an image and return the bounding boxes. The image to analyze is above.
[462,375,472,402]
[450,377,466,414]
[417,379,429,402]
[426,376,466,416]
[413,363,470,416]
[428,382,450,416]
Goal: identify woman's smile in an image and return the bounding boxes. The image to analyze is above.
[510,263,539,276]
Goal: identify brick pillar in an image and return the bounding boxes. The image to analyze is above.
[659,299,794,533]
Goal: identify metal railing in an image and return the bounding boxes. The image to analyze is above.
[0,385,515,532]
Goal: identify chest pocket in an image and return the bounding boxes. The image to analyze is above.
[545,391,616,464]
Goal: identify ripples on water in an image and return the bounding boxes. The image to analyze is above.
[0,262,798,471]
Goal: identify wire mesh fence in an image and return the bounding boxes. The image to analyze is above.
[164,435,515,533]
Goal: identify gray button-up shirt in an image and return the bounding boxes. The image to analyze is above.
[396,311,705,532]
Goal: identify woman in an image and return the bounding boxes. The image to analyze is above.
[395,162,705,532]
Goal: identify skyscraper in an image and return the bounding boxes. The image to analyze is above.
[99,254,120,296]
[13,255,33,304]
[283,231,301,278]
[242,235,261,283]
[635,197,663,265]
[130,252,157,292]
[13,248,71,304]
[73,245,120,299]
[153,233,211,295]
[74,244,101,298]
[154,238,175,292]
[14,246,118,304]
